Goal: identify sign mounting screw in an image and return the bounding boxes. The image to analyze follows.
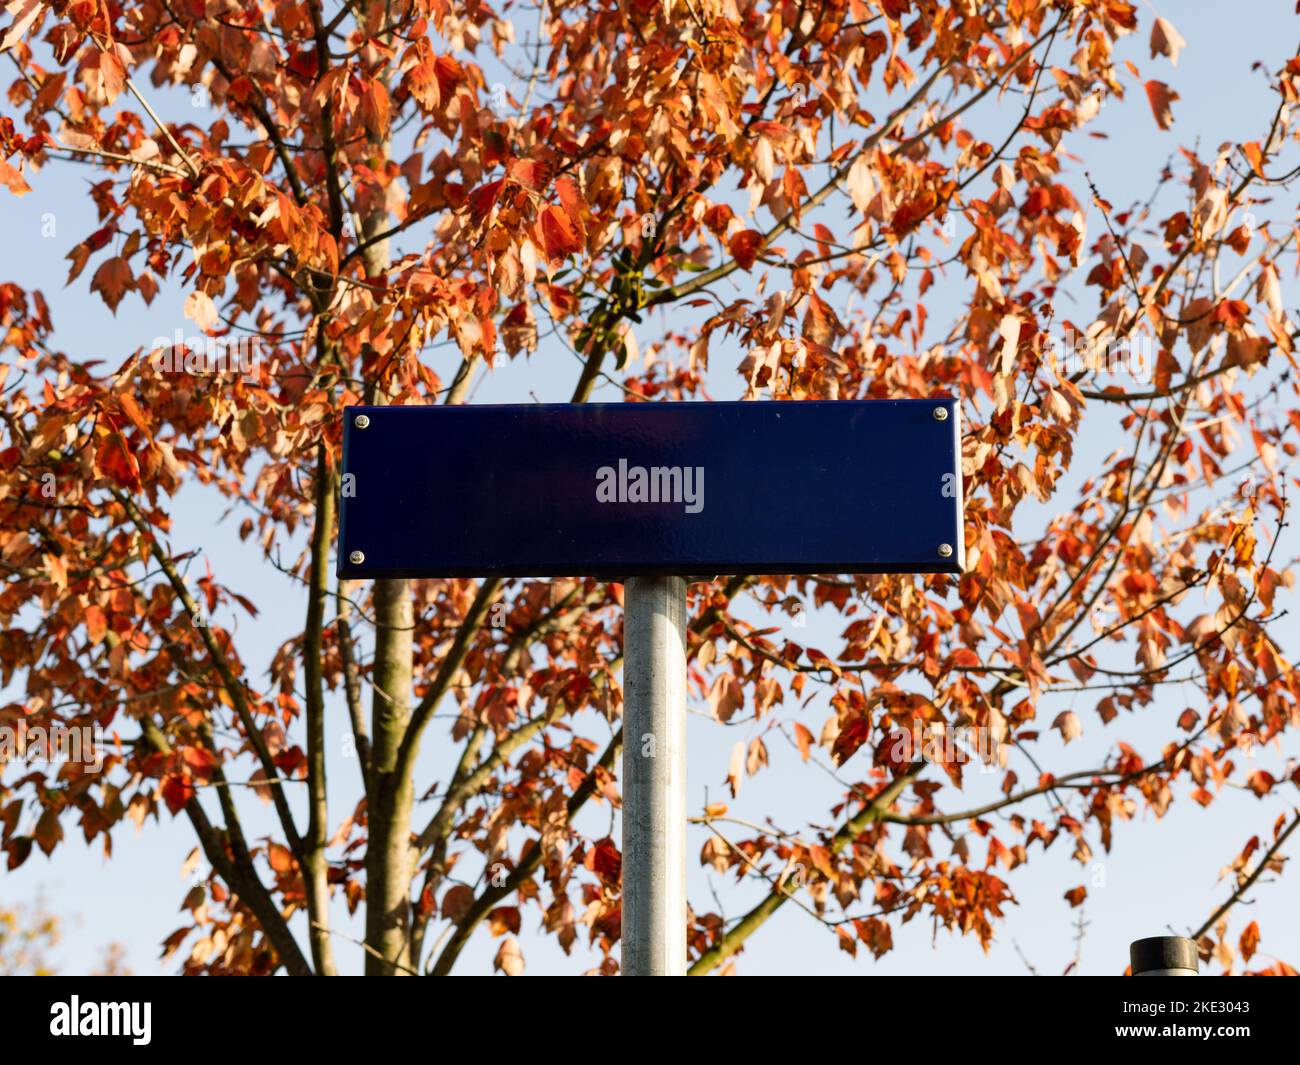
[933,407,949,421]
[354,414,370,429]
[349,550,365,565]
[938,543,953,558]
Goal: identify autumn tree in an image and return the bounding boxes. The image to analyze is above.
[0,896,60,975]
[0,892,128,974]
[0,0,1297,975]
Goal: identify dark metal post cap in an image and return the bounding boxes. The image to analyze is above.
[1130,936,1199,975]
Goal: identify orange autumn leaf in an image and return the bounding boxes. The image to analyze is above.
[89,256,133,313]
[0,157,30,196]
[1144,80,1179,130]
[266,843,294,873]
[1240,921,1260,962]
[1241,141,1266,179]
[539,204,583,261]
[507,157,550,191]
[554,174,585,229]
[84,604,108,644]
[793,722,815,761]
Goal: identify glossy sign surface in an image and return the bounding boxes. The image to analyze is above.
[337,400,963,579]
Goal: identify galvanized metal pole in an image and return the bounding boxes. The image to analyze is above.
[622,576,688,976]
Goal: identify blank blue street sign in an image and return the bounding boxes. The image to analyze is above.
[337,400,964,579]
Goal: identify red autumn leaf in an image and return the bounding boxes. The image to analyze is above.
[805,646,841,676]
[226,75,255,104]
[433,55,463,100]
[1214,298,1250,329]
[161,774,195,815]
[442,884,474,922]
[703,203,734,235]
[588,837,622,887]
[728,229,764,270]
[832,717,870,766]
[181,745,218,780]
[487,905,521,936]
[468,178,505,220]
[94,432,140,489]
[857,916,893,959]
[891,190,938,235]
[85,226,115,253]
[273,745,306,774]
[7,837,32,871]
[34,807,63,856]
[1247,770,1275,797]
[751,120,792,142]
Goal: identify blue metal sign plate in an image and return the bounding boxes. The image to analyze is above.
[337,400,963,579]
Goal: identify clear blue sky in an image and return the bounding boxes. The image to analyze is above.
[2,6,1297,975]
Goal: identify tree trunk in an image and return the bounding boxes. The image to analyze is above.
[303,448,338,974]
[365,575,415,974]
[356,49,414,967]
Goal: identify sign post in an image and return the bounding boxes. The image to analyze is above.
[622,576,688,976]
[338,399,963,975]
